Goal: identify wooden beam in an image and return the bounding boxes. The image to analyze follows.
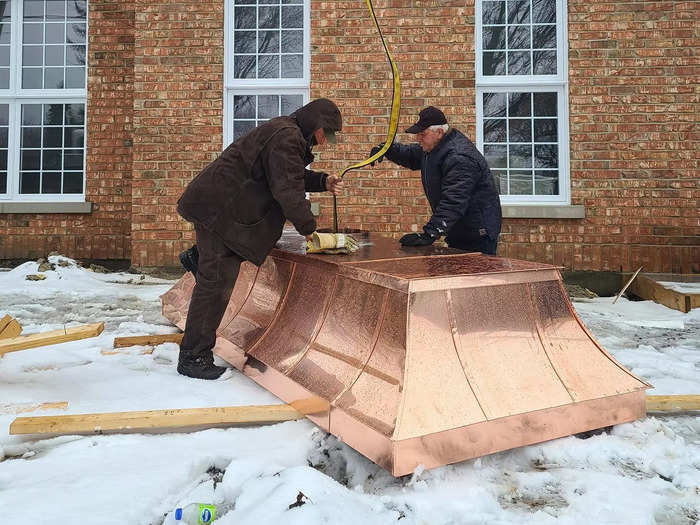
[0,315,22,339]
[10,404,306,435]
[646,395,700,412]
[113,333,183,348]
[628,274,692,313]
[0,323,104,357]
[0,401,68,415]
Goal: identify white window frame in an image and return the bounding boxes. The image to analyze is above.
[0,0,88,202]
[223,0,310,147]
[475,0,569,205]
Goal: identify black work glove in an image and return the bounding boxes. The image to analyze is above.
[399,233,435,246]
[369,143,386,166]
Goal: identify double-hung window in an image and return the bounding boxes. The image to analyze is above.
[475,0,569,204]
[0,0,87,202]
[224,0,309,145]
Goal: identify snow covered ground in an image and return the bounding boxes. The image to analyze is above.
[0,256,698,525]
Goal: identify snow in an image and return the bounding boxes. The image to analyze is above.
[1,257,698,525]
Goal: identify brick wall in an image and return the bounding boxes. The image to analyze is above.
[308,0,698,273]
[131,0,225,267]
[0,0,134,261]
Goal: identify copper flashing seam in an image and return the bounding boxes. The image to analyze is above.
[161,235,649,476]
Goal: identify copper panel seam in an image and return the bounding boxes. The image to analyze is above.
[526,282,577,403]
[556,279,652,387]
[218,263,261,333]
[331,288,391,405]
[245,262,296,356]
[284,273,339,377]
[445,289,488,420]
[341,252,482,265]
[408,269,560,293]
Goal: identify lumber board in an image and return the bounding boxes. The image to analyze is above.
[0,315,22,339]
[0,322,104,356]
[0,401,68,415]
[628,274,690,313]
[10,404,306,435]
[646,395,700,412]
[113,333,183,348]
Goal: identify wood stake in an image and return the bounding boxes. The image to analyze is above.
[113,333,183,348]
[10,404,306,435]
[0,401,68,415]
[613,266,643,304]
[0,323,104,357]
[0,315,23,339]
[646,395,700,412]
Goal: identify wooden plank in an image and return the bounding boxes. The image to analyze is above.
[0,316,22,339]
[10,404,306,435]
[646,395,700,412]
[101,348,154,356]
[0,322,104,356]
[113,333,183,348]
[628,274,689,313]
[613,266,642,304]
[0,401,69,415]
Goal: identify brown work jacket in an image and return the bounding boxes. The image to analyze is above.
[177,99,342,266]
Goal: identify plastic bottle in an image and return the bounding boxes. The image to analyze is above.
[174,503,217,524]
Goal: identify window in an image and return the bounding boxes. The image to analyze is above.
[0,0,87,201]
[224,0,309,144]
[475,0,568,204]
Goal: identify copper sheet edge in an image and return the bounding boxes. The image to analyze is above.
[160,234,650,477]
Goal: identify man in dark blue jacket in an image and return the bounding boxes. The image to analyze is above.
[370,106,502,254]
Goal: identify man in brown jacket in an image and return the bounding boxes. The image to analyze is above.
[176,98,343,379]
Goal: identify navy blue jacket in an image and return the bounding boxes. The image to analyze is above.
[385,129,502,244]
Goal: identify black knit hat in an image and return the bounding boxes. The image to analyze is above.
[405,106,447,133]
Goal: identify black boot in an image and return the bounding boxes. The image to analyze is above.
[179,245,199,276]
[177,353,228,380]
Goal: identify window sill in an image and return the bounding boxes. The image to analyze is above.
[502,204,584,219]
[0,201,93,214]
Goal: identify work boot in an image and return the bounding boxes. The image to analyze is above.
[177,353,229,380]
[179,245,199,276]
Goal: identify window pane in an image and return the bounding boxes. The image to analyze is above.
[484,119,506,142]
[535,170,558,194]
[0,128,7,148]
[22,104,42,125]
[234,30,255,53]
[533,50,556,74]
[20,171,40,193]
[0,67,7,88]
[483,51,505,75]
[509,144,532,167]
[65,66,84,87]
[23,23,42,43]
[508,92,531,116]
[23,45,42,66]
[234,7,255,29]
[507,0,529,24]
[483,27,505,50]
[281,5,302,28]
[533,92,557,116]
[233,119,255,140]
[508,25,530,49]
[0,45,8,65]
[67,44,85,66]
[257,54,278,78]
[234,54,256,78]
[46,0,65,20]
[532,0,555,23]
[234,95,255,118]
[0,171,5,193]
[483,1,505,24]
[41,171,61,193]
[484,92,506,117]
[258,94,278,119]
[67,0,87,20]
[45,45,64,66]
[281,54,302,78]
[258,6,279,29]
[534,118,557,142]
[45,103,63,124]
[508,119,531,142]
[484,144,507,168]
[533,25,556,49]
[280,94,303,115]
[509,170,533,195]
[22,127,41,146]
[63,172,82,193]
[507,51,530,75]
[66,23,85,43]
[64,126,83,147]
[281,30,302,53]
[22,151,41,171]
[24,0,44,20]
[0,23,10,44]
[492,170,507,194]
[0,149,6,168]
[45,22,64,44]
[44,126,63,147]
[64,103,84,124]
[43,149,61,169]
[0,2,10,20]
[63,149,82,170]
[534,144,557,168]
[258,30,279,53]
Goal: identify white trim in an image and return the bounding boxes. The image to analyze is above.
[475,0,569,205]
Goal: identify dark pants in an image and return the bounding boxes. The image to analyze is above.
[179,225,244,362]
[447,234,499,255]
